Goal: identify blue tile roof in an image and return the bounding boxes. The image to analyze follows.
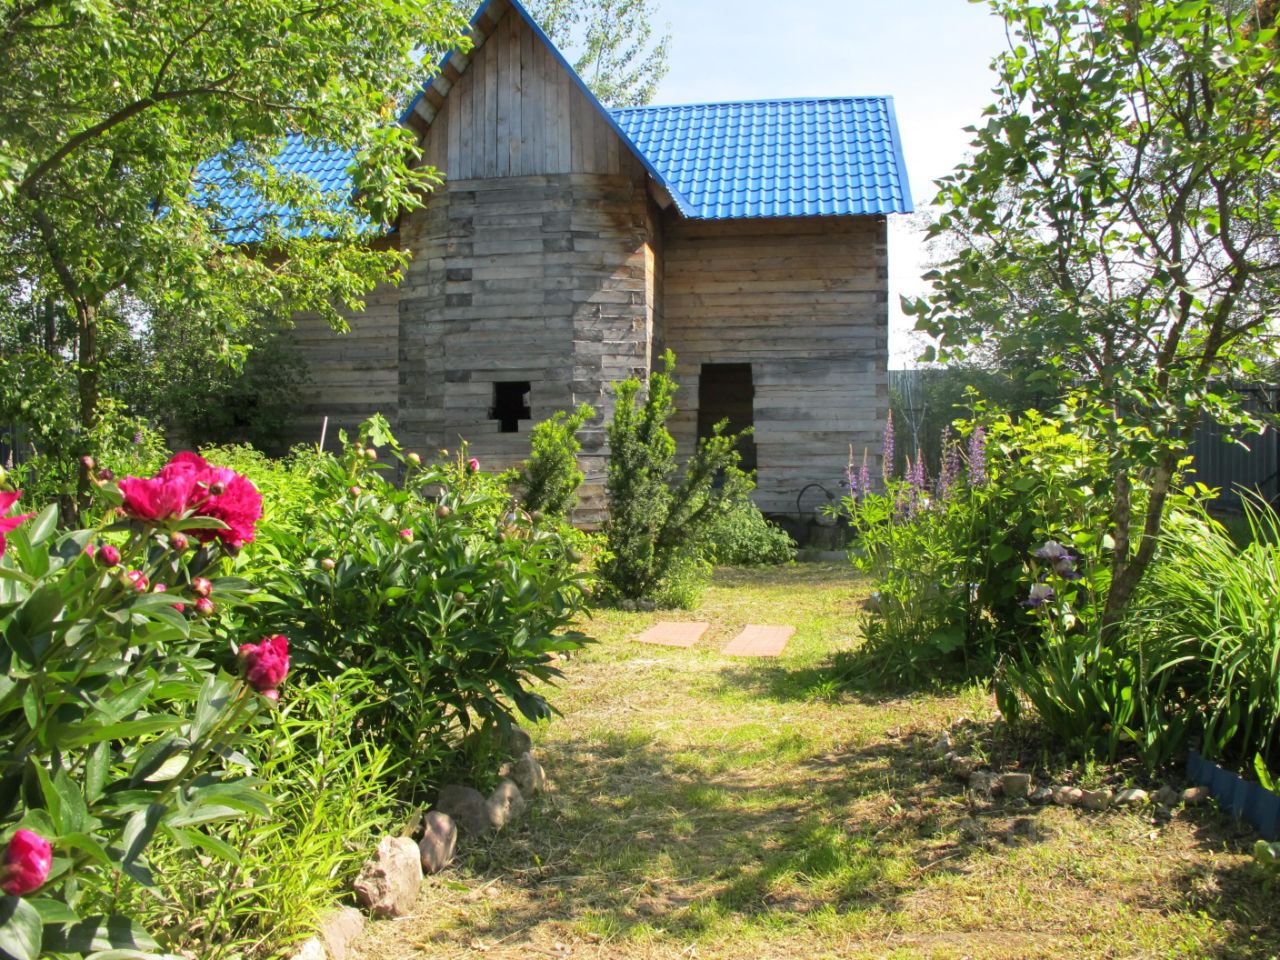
[612,97,913,220]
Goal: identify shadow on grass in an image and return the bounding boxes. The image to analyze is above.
[424,727,1061,950]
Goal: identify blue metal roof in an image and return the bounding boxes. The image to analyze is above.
[612,98,913,220]
[196,135,362,245]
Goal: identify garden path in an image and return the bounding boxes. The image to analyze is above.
[351,564,1276,960]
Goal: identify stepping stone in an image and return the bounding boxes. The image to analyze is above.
[723,625,794,658]
[633,621,710,648]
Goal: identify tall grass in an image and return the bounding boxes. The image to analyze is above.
[1135,502,1280,768]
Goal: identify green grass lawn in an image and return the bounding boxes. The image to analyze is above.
[353,564,1278,960]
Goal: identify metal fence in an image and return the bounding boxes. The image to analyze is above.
[888,370,1280,511]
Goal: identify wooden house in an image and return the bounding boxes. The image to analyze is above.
[275,0,912,525]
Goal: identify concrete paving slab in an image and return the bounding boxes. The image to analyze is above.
[633,621,711,648]
[723,625,795,658]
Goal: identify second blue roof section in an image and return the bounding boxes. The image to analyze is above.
[613,97,913,220]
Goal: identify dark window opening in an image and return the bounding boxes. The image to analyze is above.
[490,381,532,433]
[697,363,757,474]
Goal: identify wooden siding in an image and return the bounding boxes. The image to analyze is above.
[661,215,889,516]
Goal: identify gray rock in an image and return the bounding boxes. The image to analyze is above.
[969,770,998,796]
[504,726,534,758]
[1029,785,1054,805]
[510,752,546,796]
[934,732,953,756]
[318,907,364,960]
[291,937,326,960]
[419,811,458,874]
[486,778,526,831]
[353,836,423,919]
[1115,788,1149,806]
[619,599,637,612]
[950,755,978,779]
[1080,788,1112,812]
[1154,785,1180,807]
[1182,785,1210,806]
[437,784,492,836]
[956,817,985,841]
[637,599,657,612]
[1000,773,1032,799]
[1053,785,1084,807]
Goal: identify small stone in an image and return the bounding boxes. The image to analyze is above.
[318,907,364,960]
[291,937,326,960]
[486,778,526,831]
[619,599,637,612]
[437,784,492,836]
[1182,786,1210,806]
[510,752,546,796]
[1080,788,1112,812]
[637,599,657,612]
[934,733,953,755]
[956,817,985,841]
[950,755,978,779]
[1000,773,1032,799]
[969,770,998,796]
[505,726,534,758]
[353,836,423,919]
[1115,788,1149,806]
[1154,785,1180,807]
[419,811,458,874]
[1053,785,1084,807]
[1029,786,1054,805]
[1010,798,1029,810]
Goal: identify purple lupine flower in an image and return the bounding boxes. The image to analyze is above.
[132,430,144,445]
[882,411,895,482]
[908,450,927,492]
[937,432,962,501]
[1023,582,1055,608]
[967,425,988,487]
[846,445,859,498]
[857,451,872,502]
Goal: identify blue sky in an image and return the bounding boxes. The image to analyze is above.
[647,0,1010,365]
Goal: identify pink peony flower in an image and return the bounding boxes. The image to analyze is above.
[97,544,121,568]
[120,454,261,547]
[119,456,204,522]
[0,491,35,560]
[238,635,290,699]
[1,829,52,896]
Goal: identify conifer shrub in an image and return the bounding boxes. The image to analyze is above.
[519,403,595,519]
[601,351,750,607]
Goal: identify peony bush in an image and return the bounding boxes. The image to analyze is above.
[0,459,279,959]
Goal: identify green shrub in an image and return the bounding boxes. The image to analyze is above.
[705,497,795,567]
[519,403,595,519]
[239,416,593,799]
[140,671,400,959]
[601,351,750,607]
[0,477,270,959]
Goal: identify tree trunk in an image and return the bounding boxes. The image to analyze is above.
[1103,450,1178,628]
[75,299,99,509]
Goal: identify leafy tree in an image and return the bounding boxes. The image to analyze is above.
[0,0,469,492]
[908,0,1280,622]
[529,0,670,106]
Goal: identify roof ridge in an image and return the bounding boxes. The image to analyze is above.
[612,95,896,114]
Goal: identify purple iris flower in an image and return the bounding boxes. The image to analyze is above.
[1023,582,1055,608]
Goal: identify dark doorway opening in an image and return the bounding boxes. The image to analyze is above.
[490,381,531,433]
[698,363,757,473]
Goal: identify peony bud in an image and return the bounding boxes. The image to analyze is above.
[436,505,451,519]
[348,486,362,498]
[126,569,149,593]
[364,448,378,462]
[97,467,114,482]
[320,558,336,572]
[407,452,422,466]
[80,455,96,472]
[238,635,290,699]
[97,544,121,568]
[398,528,413,543]
[194,597,215,618]
[153,582,167,594]
[208,481,226,496]
[453,591,467,604]
[171,532,189,552]
[1,829,52,896]
[191,577,213,598]
[171,602,186,614]
[467,457,480,474]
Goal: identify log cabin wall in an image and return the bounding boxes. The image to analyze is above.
[660,214,889,517]
[393,4,656,523]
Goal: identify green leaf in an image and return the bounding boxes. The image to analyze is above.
[42,915,158,955]
[0,896,42,960]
